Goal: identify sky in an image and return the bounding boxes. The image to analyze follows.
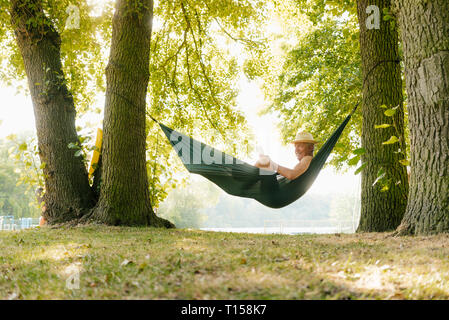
[0,86,35,138]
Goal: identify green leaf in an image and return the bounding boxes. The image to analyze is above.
[377,167,385,177]
[74,150,83,157]
[382,136,399,145]
[390,20,396,30]
[68,142,78,149]
[379,104,388,109]
[348,155,360,166]
[18,142,28,151]
[399,159,410,166]
[372,172,386,186]
[374,124,391,129]
[354,162,367,175]
[6,134,17,141]
[384,108,397,117]
[353,147,366,155]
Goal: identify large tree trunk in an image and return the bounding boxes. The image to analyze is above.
[394,1,449,235]
[90,0,173,227]
[10,0,95,224]
[356,0,409,232]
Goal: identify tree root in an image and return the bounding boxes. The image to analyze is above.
[78,203,176,228]
[390,222,414,237]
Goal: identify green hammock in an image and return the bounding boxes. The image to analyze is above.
[155,107,357,209]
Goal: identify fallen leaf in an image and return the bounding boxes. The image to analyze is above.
[380,265,391,271]
[138,262,147,272]
[120,259,133,266]
[7,292,19,300]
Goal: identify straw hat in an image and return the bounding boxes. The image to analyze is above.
[291,131,319,144]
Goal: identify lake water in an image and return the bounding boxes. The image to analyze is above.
[201,226,355,235]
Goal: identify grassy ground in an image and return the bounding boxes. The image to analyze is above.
[1,225,449,299]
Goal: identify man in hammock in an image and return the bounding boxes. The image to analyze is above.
[255,131,318,180]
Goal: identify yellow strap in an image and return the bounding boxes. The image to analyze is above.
[88,128,103,178]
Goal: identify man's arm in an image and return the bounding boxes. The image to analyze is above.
[276,156,313,180]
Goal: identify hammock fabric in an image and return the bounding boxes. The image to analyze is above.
[156,107,356,209]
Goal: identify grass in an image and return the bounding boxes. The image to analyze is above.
[1,225,449,299]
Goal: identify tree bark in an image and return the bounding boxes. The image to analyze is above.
[9,0,95,224]
[89,0,174,227]
[394,0,449,235]
[356,0,409,232]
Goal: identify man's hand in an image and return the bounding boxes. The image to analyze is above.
[258,154,270,166]
[256,155,278,172]
[268,158,279,172]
